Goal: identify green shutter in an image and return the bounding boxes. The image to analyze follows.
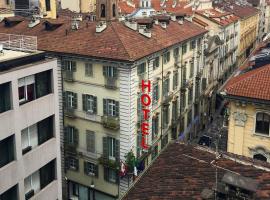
[75,158,79,171]
[93,96,97,114]
[103,66,107,77]
[103,137,108,159]
[104,166,109,181]
[65,157,69,171]
[115,139,120,162]
[113,67,118,78]
[115,101,119,117]
[94,164,99,177]
[73,93,77,109]
[63,91,67,109]
[74,128,79,146]
[64,126,68,143]
[72,61,76,72]
[103,99,107,115]
[82,94,87,111]
[61,60,66,71]
[84,161,87,174]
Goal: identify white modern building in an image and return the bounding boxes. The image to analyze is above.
[0,34,62,200]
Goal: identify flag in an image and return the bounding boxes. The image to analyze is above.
[119,161,127,177]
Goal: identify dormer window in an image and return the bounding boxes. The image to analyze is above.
[44,21,63,31]
[4,18,23,27]
[255,112,270,135]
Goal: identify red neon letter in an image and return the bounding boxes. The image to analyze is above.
[141,135,148,150]
[141,94,151,107]
[141,80,151,93]
[142,109,150,120]
[141,122,149,135]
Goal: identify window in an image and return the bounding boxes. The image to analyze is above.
[152,116,159,139]
[82,94,97,114]
[62,60,76,71]
[101,4,106,18]
[181,91,186,111]
[64,91,77,110]
[18,75,35,105]
[45,0,51,11]
[103,66,117,78]
[0,135,15,168]
[40,160,55,189]
[103,99,119,117]
[103,136,119,161]
[24,171,39,200]
[255,112,270,135]
[163,78,170,96]
[163,106,169,128]
[85,63,93,77]
[153,57,159,69]
[35,70,52,98]
[163,51,170,64]
[86,130,95,153]
[161,134,168,149]
[37,116,54,145]
[66,157,79,171]
[104,167,117,183]
[65,126,78,146]
[112,4,116,17]
[173,71,178,90]
[152,83,159,103]
[253,154,267,162]
[187,110,192,126]
[84,161,98,177]
[0,82,11,113]
[174,47,179,57]
[21,124,38,155]
[137,62,146,75]
[189,61,194,78]
[182,43,187,55]
[172,100,178,121]
[190,40,196,50]
[0,185,18,200]
[182,65,187,84]
[151,145,158,160]
[188,88,193,105]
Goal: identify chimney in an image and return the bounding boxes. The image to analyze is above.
[28,15,40,28]
[160,22,167,29]
[96,21,107,33]
[171,15,176,21]
[71,19,79,30]
[178,19,184,24]
[138,26,151,38]
[154,19,159,24]
[124,20,138,30]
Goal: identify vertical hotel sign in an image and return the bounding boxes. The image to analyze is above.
[140,79,151,150]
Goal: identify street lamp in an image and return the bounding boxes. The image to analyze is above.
[90,180,95,200]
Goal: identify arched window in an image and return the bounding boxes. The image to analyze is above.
[255,112,270,135]
[101,4,106,18]
[253,154,267,162]
[112,4,116,17]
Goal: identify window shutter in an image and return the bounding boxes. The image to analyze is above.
[72,61,76,72]
[74,128,79,146]
[103,99,107,115]
[75,158,79,171]
[104,166,109,181]
[82,94,87,111]
[84,161,88,174]
[64,126,68,143]
[93,96,97,114]
[113,68,118,78]
[115,101,119,117]
[103,66,107,77]
[61,60,66,71]
[65,157,70,170]
[63,91,67,109]
[73,93,78,109]
[103,137,108,159]
[115,139,120,162]
[86,131,95,153]
[94,164,99,177]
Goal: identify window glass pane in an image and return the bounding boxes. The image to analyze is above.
[19,86,25,101]
[0,82,11,113]
[27,84,35,101]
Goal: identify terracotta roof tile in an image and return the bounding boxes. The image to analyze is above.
[0,17,207,61]
[123,143,270,199]
[225,64,270,101]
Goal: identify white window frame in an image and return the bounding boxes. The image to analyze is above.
[108,137,116,160]
[68,127,75,144]
[67,93,74,108]
[69,158,77,170]
[86,95,94,113]
[107,66,116,77]
[108,168,116,183]
[107,99,116,116]
[85,162,95,176]
[18,75,35,104]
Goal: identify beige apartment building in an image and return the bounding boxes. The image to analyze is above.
[0,34,62,199]
[61,0,96,13]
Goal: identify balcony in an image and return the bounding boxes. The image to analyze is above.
[101,115,120,130]
[63,70,74,82]
[162,92,173,105]
[64,108,75,118]
[105,77,117,89]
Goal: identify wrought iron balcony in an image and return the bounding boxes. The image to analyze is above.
[64,107,76,117]
[63,70,74,82]
[101,115,120,130]
[105,77,117,89]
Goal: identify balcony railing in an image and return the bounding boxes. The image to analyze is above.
[101,115,120,130]
[105,77,117,89]
[64,108,76,117]
[63,70,74,82]
[162,92,173,105]
[65,144,77,155]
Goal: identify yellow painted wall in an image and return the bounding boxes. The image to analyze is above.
[40,0,57,19]
[228,101,270,160]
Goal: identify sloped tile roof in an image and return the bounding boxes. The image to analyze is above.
[0,17,207,61]
[225,64,270,101]
[123,142,270,199]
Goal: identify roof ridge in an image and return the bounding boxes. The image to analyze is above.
[111,22,134,61]
[226,65,270,92]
